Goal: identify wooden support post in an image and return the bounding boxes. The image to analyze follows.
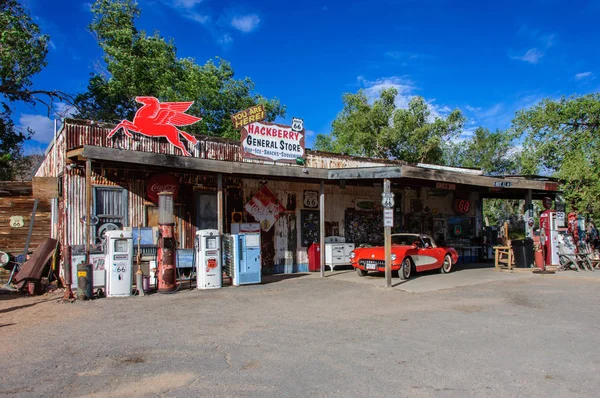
[320,181,325,278]
[384,179,392,288]
[217,173,223,235]
[85,159,92,264]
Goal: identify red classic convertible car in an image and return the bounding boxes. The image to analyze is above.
[350,233,459,279]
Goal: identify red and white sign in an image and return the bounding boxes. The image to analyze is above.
[241,121,305,163]
[146,173,179,203]
[244,185,286,232]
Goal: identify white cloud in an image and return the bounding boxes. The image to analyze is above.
[517,25,556,49]
[384,51,430,61]
[218,34,233,46]
[465,105,481,112]
[305,130,316,137]
[54,102,76,118]
[19,114,54,143]
[231,14,260,33]
[510,48,543,64]
[575,71,595,81]
[187,12,210,24]
[357,76,453,122]
[173,0,204,8]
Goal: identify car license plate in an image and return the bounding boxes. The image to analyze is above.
[365,261,378,270]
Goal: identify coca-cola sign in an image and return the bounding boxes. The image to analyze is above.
[146,173,179,203]
[244,185,286,232]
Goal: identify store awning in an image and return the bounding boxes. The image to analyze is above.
[70,145,559,192]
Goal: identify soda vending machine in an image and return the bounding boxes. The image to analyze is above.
[105,230,133,297]
[540,209,560,267]
[196,229,222,289]
[222,233,261,286]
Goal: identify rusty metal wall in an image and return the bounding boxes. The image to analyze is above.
[63,119,398,170]
[35,125,66,178]
[64,167,87,246]
[128,178,145,228]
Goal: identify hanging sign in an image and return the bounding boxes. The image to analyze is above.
[108,96,202,157]
[245,185,286,232]
[231,104,266,129]
[146,173,179,203]
[241,121,305,163]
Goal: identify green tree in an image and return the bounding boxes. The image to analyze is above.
[0,0,60,179]
[75,0,285,139]
[512,94,600,216]
[445,127,517,175]
[314,88,465,163]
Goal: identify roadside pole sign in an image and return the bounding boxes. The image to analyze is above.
[384,208,394,227]
[383,179,392,288]
[381,192,395,208]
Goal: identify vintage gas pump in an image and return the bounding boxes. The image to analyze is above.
[105,230,133,297]
[539,197,559,267]
[157,192,177,292]
[196,229,222,289]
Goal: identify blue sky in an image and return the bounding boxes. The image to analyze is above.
[14,0,600,154]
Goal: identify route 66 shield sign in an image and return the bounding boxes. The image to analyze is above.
[291,117,304,132]
[10,216,24,228]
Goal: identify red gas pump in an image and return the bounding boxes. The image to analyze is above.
[157,192,177,292]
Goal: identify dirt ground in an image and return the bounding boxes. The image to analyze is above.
[1,273,599,397]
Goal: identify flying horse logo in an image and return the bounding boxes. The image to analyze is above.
[108,96,202,156]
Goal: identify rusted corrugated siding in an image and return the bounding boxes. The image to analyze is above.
[128,179,145,228]
[35,126,66,178]
[63,119,401,170]
[64,168,86,246]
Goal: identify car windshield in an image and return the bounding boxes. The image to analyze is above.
[391,234,421,246]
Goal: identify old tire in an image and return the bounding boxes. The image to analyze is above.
[399,258,412,280]
[440,254,453,274]
[356,268,368,277]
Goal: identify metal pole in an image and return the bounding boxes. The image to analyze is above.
[85,159,92,264]
[320,181,325,278]
[384,179,392,288]
[217,173,223,234]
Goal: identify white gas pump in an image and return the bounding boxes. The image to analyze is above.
[196,229,222,289]
[105,230,133,297]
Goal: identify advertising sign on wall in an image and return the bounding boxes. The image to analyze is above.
[146,173,179,203]
[241,121,305,163]
[231,104,266,129]
[245,185,286,232]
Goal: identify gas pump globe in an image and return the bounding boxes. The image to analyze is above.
[157,192,177,292]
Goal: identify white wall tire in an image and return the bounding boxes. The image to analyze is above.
[440,254,453,274]
[400,258,412,280]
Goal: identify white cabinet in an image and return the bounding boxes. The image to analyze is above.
[325,242,355,271]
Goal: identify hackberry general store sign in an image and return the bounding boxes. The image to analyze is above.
[241,121,305,163]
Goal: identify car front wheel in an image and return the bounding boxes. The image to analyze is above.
[440,254,453,274]
[399,258,412,280]
[356,267,368,277]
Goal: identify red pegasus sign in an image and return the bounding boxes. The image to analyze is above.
[108,96,202,156]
